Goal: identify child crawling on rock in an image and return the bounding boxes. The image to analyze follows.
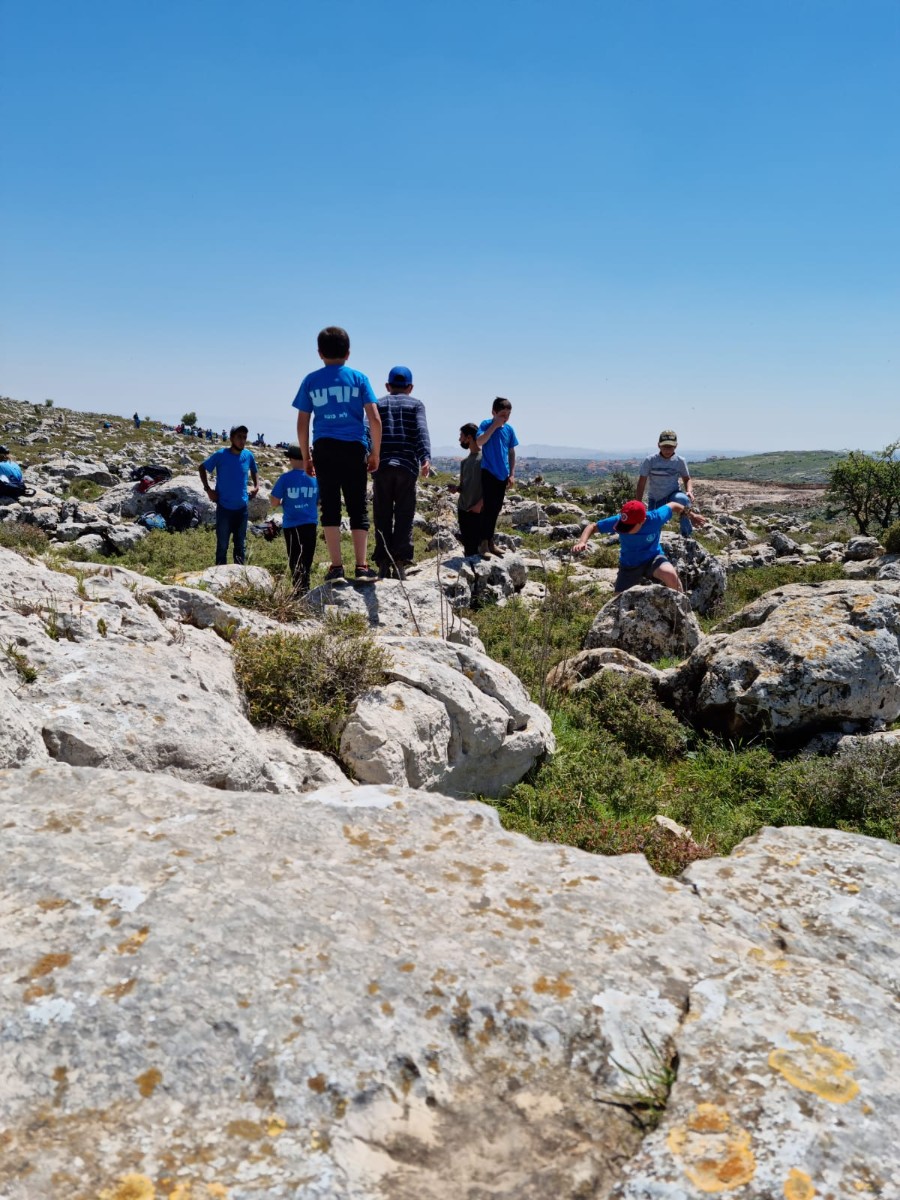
[572,499,705,594]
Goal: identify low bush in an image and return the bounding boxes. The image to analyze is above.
[583,672,690,760]
[66,478,104,501]
[232,612,390,756]
[790,742,900,842]
[0,521,49,556]
[218,574,310,624]
[882,521,900,555]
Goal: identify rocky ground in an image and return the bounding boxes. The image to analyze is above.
[2,396,899,1198]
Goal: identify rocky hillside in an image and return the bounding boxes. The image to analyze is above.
[2,395,899,1198]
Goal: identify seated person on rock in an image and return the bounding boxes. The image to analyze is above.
[572,499,705,594]
[635,429,696,537]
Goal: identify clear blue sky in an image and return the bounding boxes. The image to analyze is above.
[2,0,898,453]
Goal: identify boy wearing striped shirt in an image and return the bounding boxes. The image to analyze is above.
[371,366,432,579]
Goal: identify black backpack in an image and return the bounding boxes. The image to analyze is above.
[0,478,35,500]
[130,464,173,483]
[165,501,200,532]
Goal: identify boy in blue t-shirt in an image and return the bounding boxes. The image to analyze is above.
[292,326,383,583]
[571,498,705,594]
[198,424,259,565]
[476,397,518,557]
[270,446,319,593]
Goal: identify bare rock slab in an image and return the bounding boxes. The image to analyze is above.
[1,768,898,1199]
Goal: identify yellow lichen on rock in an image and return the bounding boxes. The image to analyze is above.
[99,1174,155,1200]
[769,1031,860,1103]
[667,1105,756,1192]
[784,1168,816,1199]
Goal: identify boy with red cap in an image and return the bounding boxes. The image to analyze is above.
[571,498,704,594]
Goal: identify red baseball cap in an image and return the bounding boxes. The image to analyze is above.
[615,500,647,532]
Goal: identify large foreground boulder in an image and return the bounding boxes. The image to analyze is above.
[585,584,702,663]
[667,579,900,737]
[1,766,897,1199]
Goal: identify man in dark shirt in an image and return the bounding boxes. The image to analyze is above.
[372,366,431,579]
[456,424,484,557]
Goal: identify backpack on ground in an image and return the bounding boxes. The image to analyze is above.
[165,501,200,532]
[137,512,168,531]
[130,464,172,484]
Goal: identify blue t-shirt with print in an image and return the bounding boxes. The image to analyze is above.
[292,364,377,446]
[271,469,319,528]
[478,419,519,481]
[597,505,672,567]
[0,461,23,484]
[201,447,257,510]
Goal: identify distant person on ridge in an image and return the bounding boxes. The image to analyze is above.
[635,430,695,537]
[270,445,319,593]
[571,498,705,594]
[292,325,382,583]
[198,424,259,566]
[133,412,141,429]
[476,397,518,557]
[456,424,484,558]
[372,365,431,579]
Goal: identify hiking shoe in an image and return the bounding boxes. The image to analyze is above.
[323,564,346,583]
[354,564,379,582]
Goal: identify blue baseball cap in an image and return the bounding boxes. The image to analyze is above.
[388,365,413,387]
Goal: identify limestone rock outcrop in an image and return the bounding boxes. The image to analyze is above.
[340,635,555,794]
[1,766,897,1200]
[585,585,702,663]
[0,547,344,793]
[666,579,900,737]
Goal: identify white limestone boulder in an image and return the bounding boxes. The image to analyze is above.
[340,634,555,796]
[585,585,702,663]
[0,768,897,1200]
[668,580,900,737]
[0,547,345,793]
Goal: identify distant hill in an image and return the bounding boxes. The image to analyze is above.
[688,450,844,485]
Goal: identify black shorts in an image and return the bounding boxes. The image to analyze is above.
[614,555,669,593]
[312,437,369,529]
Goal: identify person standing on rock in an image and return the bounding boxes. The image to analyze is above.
[476,397,518,556]
[371,365,431,579]
[572,498,704,593]
[635,430,695,537]
[270,446,319,593]
[199,424,259,566]
[456,424,484,558]
[293,326,382,584]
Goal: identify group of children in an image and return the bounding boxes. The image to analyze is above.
[200,324,702,597]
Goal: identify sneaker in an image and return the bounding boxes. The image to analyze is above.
[323,564,346,583]
[354,564,379,582]
[377,564,394,580]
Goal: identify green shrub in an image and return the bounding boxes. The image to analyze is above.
[218,574,310,624]
[66,478,104,501]
[882,521,900,555]
[232,613,390,756]
[789,742,900,842]
[583,672,690,760]
[0,521,49,556]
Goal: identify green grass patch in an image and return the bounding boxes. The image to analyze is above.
[702,561,845,631]
[65,478,105,501]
